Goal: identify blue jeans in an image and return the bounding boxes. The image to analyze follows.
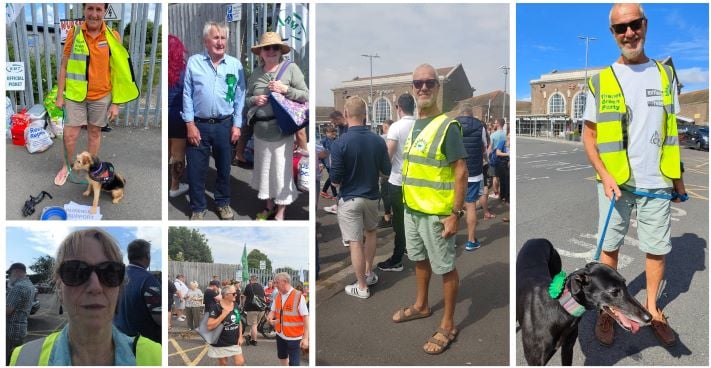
[186,119,233,213]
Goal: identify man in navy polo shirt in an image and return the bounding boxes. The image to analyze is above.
[330,97,391,299]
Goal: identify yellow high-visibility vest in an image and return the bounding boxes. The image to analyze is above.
[402,114,461,216]
[9,331,161,366]
[65,25,139,104]
[588,60,681,184]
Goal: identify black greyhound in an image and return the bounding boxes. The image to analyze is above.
[516,238,652,366]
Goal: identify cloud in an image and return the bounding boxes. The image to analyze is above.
[24,226,73,258]
[532,44,559,52]
[316,3,509,106]
[196,227,309,270]
[676,67,709,85]
[518,96,532,102]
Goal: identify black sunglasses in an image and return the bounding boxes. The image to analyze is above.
[413,79,438,89]
[58,260,125,287]
[611,18,645,34]
[262,45,282,52]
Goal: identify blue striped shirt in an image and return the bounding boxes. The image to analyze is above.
[182,52,246,128]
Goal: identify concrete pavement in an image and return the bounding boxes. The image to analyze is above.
[7,125,161,220]
[316,186,510,365]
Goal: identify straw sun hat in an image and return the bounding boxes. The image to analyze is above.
[251,32,291,55]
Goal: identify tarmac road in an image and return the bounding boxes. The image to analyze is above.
[168,314,308,366]
[7,125,161,220]
[316,181,510,365]
[516,137,709,366]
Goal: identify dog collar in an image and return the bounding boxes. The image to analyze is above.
[89,162,115,185]
[558,287,586,317]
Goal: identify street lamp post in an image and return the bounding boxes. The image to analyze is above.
[361,53,379,131]
[498,65,509,122]
[578,35,597,131]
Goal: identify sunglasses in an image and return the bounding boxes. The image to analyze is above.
[262,45,282,52]
[611,18,645,34]
[413,79,438,89]
[58,260,125,287]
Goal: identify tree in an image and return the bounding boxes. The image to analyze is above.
[168,227,213,262]
[248,249,272,271]
[274,266,297,275]
[29,255,55,284]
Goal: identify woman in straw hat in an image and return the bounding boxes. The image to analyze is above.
[246,32,308,220]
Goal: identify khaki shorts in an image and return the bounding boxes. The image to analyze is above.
[404,208,456,275]
[337,197,379,244]
[597,183,672,255]
[245,311,263,326]
[64,93,112,127]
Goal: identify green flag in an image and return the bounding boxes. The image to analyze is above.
[241,243,249,283]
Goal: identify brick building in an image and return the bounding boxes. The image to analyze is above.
[330,64,474,131]
[447,90,510,123]
[517,59,709,138]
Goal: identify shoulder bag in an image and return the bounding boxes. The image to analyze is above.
[269,60,309,135]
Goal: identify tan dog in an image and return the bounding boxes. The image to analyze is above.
[72,152,126,214]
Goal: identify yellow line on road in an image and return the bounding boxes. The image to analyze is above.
[169,338,210,366]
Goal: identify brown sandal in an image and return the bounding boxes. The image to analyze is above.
[392,305,432,323]
[423,327,458,355]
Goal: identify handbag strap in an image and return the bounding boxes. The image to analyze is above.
[275,60,292,81]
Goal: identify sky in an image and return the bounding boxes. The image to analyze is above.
[316,3,510,106]
[188,227,309,271]
[517,3,709,100]
[6,226,163,273]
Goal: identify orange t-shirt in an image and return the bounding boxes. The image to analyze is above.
[63,22,121,101]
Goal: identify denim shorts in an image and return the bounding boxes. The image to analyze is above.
[465,180,483,203]
[596,183,672,255]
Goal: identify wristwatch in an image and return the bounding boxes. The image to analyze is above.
[452,208,465,219]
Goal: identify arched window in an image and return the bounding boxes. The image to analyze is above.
[572,92,586,120]
[374,97,392,125]
[548,93,565,115]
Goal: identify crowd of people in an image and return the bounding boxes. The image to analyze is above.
[168,22,309,220]
[169,273,309,366]
[316,64,510,354]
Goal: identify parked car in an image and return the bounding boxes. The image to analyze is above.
[681,125,709,151]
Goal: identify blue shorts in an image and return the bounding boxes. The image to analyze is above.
[465,180,483,203]
[276,335,301,365]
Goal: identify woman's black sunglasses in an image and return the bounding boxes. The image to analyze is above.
[262,45,282,52]
[58,260,125,287]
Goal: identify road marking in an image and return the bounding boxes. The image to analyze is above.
[169,338,209,365]
[519,150,575,159]
[557,233,634,269]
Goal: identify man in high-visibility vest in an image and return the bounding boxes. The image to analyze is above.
[392,64,468,355]
[583,3,688,348]
[268,273,308,366]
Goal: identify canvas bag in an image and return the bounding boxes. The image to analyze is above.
[269,61,308,135]
[197,307,224,345]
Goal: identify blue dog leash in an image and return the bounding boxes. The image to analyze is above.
[594,194,616,262]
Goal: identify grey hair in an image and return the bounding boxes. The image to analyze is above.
[274,272,292,284]
[412,64,440,83]
[203,21,229,41]
[609,3,646,25]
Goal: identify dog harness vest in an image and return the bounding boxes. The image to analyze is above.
[402,114,461,216]
[274,289,304,338]
[90,161,116,185]
[587,61,681,185]
[558,288,586,317]
[66,25,139,104]
[9,330,161,366]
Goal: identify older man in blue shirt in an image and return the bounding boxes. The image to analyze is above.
[182,21,245,220]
